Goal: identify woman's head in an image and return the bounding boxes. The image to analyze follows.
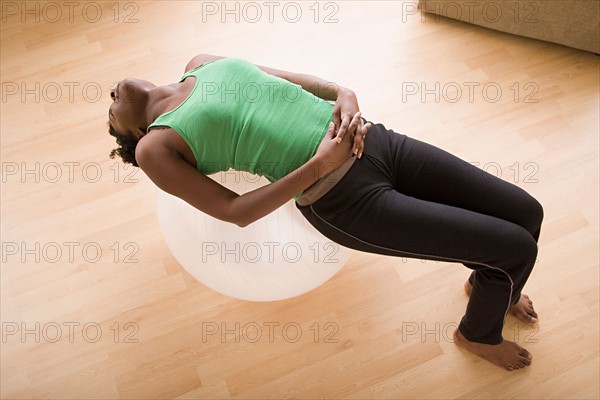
[107,77,156,166]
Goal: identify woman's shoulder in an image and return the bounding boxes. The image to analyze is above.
[138,127,180,155]
[184,54,228,73]
[139,127,198,168]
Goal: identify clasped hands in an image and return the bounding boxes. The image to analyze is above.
[331,88,372,159]
[314,87,372,175]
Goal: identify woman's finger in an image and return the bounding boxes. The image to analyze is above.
[343,112,361,147]
[353,120,364,156]
[357,122,371,159]
[348,111,362,133]
[326,121,336,138]
[335,113,352,143]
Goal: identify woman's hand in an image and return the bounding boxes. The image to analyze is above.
[314,111,367,176]
[332,88,371,158]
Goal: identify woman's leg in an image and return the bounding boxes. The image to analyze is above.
[296,120,544,368]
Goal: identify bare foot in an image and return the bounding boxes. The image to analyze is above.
[453,328,532,371]
[464,280,538,324]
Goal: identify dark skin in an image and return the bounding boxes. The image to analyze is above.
[109,54,537,371]
[109,54,371,227]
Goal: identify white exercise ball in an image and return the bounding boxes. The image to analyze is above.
[155,171,353,302]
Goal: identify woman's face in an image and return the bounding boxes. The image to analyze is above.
[108,77,154,139]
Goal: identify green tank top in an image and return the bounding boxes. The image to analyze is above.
[147,57,334,201]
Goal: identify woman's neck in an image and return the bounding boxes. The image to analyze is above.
[146,80,191,128]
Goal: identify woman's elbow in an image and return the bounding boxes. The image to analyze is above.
[230,208,251,228]
[236,219,249,228]
[234,214,255,228]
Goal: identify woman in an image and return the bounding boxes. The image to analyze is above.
[108,54,543,371]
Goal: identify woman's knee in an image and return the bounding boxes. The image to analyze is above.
[524,194,544,236]
[535,198,544,226]
[506,226,539,272]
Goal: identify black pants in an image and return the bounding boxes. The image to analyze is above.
[296,119,543,345]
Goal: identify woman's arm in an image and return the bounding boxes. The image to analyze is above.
[186,54,369,157]
[136,135,324,227]
[256,64,348,102]
[185,53,349,101]
[135,119,360,227]
[252,59,368,157]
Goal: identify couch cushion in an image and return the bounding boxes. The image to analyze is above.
[418,0,599,54]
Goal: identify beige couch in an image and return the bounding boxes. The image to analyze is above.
[418,0,600,54]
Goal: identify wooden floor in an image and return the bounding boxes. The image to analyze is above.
[1,1,598,399]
